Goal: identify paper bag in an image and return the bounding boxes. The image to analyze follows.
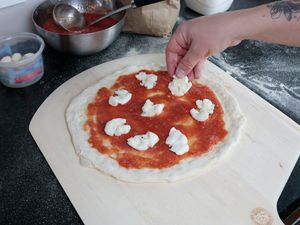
[121,0,180,37]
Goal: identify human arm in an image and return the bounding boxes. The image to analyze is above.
[166,0,300,80]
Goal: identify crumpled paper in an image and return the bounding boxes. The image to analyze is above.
[121,0,180,37]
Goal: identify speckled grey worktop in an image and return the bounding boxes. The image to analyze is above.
[1,0,299,224]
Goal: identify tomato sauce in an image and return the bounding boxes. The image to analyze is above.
[85,70,228,169]
[42,13,118,34]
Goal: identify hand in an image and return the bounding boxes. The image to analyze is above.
[166,12,242,80]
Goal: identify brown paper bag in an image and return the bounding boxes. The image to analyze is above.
[121,0,180,37]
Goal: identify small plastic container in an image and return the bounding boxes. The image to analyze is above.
[0,32,45,88]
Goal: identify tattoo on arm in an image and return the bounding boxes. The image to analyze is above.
[267,0,300,21]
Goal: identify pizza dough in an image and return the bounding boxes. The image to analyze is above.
[66,63,245,183]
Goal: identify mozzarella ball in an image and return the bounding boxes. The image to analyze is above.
[1,56,12,63]
[12,53,22,62]
[23,53,34,59]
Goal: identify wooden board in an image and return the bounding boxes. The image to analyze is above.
[29,54,300,225]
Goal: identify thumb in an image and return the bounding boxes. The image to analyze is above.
[175,48,200,78]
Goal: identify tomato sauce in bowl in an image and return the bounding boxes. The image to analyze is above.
[43,13,118,34]
[33,1,125,55]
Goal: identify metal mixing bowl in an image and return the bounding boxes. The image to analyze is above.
[32,0,125,56]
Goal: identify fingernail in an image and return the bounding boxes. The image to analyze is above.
[175,68,187,78]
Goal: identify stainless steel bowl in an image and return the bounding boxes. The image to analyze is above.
[32,0,125,56]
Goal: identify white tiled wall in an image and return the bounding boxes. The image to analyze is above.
[0,0,45,36]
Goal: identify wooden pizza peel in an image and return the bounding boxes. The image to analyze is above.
[29,54,300,225]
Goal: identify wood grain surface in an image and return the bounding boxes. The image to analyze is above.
[29,54,300,225]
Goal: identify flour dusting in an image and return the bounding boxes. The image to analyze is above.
[122,36,169,58]
[211,40,300,124]
[123,48,142,57]
[211,53,246,75]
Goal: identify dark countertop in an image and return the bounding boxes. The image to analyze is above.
[1,0,299,224]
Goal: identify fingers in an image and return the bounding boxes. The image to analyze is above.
[166,39,206,80]
[166,51,178,77]
[166,38,177,76]
[186,59,205,80]
[166,45,205,80]
[166,40,187,77]
[166,23,189,77]
[193,59,205,79]
[175,47,200,78]
[166,21,206,79]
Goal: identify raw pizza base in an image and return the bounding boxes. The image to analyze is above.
[66,63,245,183]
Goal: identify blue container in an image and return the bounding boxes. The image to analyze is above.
[0,32,45,88]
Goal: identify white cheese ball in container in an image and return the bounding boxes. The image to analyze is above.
[0,32,45,88]
[185,0,234,15]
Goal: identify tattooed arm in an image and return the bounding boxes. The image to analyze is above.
[166,0,300,79]
[240,0,300,47]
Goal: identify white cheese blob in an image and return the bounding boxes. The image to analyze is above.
[190,99,215,122]
[127,131,159,151]
[108,89,132,106]
[166,127,189,155]
[168,76,192,97]
[1,55,12,63]
[23,53,34,59]
[104,118,131,136]
[12,53,22,62]
[141,99,164,117]
[135,72,158,89]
